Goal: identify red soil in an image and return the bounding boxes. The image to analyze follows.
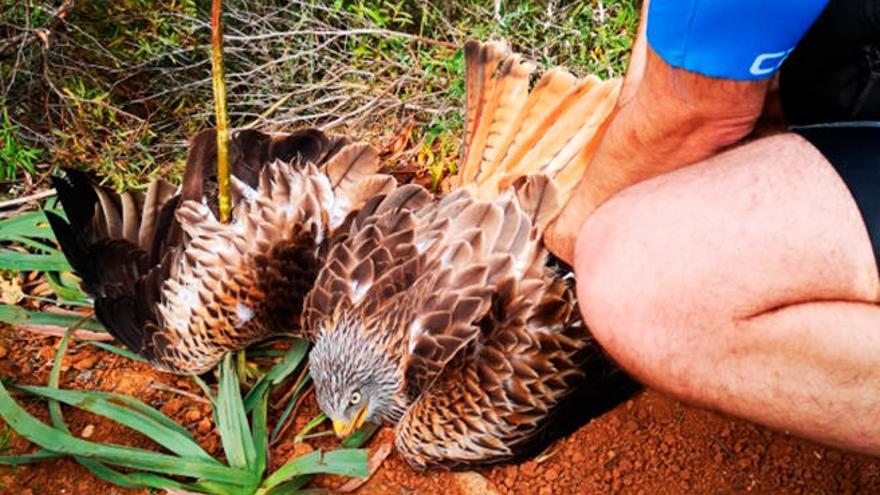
[0,325,877,494]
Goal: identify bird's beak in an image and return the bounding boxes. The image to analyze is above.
[332,405,368,439]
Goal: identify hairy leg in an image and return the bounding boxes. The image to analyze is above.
[574,133,880,454]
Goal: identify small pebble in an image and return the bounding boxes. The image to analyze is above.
[184,408,202,422]
[81,424,95,439]
[197,418,213,433]
[72,354,99,370]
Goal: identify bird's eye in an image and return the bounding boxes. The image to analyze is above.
[350,391,362,405]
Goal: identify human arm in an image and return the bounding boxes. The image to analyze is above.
[545,0,828,262]
[547,46,769,262]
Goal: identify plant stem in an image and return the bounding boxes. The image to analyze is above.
[211,0,231,223]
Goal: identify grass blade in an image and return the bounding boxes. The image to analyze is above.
[43,322,217,492]
[45,271,90,303]
[45,324,144,488]
[261,476,311,495]
[269,422,379,493]
[0,381,256,484]
[270,374,311,443]
[192,374,216,404]
[341,422,381,448]
[48,325,76,429]
[0,450,61,465]
[261,449,369,490]
[0,249,71,271]
[294,413,326,444]
[84,341,148,363]
[215,354,257,470]
[0,210,63,240]
[243,339,308,412]
[87,390,192,437]
[251,386,269,478]
[0,304,104,332]
[17,385,218,462]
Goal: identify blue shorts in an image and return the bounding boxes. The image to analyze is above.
[647,0,830,81]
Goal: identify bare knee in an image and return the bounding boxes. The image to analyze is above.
[572,192,697,394]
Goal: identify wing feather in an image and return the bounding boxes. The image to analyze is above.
[48,129,374,373]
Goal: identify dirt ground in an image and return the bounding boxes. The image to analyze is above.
[0,325,878,495]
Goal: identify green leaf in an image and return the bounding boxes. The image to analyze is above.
[0,209,73,270]
[261,449,369,490]
[0,450,61,465]
[270,374,311,443]
[45,326,137,488]
[45,271,90,303]
[341,422,381,448]
[0,304,104,332]
[43,324,209,492]
[71,460,199,491]
[192,374,216,404]
[0,210,63,241]
[261,477,310,495]
[0,249,71,271]
[250,386,269,479]
[215,355,257,471]
[84,341,148,363]
[243,339,309,412]
[16,385,217,462]
[0,381,256,485]
[48,326,75,430]
[84,390,191,438]
[294,413,326,444]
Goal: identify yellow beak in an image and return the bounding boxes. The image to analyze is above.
[332,405,368,439]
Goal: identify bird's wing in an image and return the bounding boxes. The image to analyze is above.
[301,183,435,342]
[392,41,636,468]
[396,179,554,402]
[46,167,178,358]
[155,143,395,372]
[47,129,369,374]
[394,271,589,469]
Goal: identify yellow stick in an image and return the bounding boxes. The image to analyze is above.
[211,0,230,223]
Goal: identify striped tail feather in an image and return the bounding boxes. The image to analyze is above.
[457,40,621,226]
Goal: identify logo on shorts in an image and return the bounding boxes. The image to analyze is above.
[749,48,794,76]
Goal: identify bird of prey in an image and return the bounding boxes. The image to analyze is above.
[47,38,638,469]
[301,41,637,469]
[47,128,394,374]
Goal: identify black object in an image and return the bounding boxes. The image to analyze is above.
[793,123,880,267]
[780,0,880,124]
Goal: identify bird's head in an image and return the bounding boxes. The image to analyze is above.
[309,326,401,439]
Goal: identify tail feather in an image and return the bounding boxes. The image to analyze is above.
[49,169,100,243]
[470,67,577,190]
[457,41,621,221]
[138,179,177,251]
[459,54,534,186]
[498,77,620,191]
[461,40,510,181]
[44,210,90,278]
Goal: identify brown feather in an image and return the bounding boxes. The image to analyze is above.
[459,40,510,187]
[48,128,380,374]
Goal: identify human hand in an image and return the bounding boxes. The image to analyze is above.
[544,183,600,264]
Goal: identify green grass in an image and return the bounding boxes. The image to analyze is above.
[0,346,373,494]
[0,106,41,183]
[0,197,371,493]
[1,0,637,190]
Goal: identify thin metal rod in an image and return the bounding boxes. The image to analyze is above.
[211,0,231,223]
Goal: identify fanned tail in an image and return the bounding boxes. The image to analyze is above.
[456,40,621,228]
